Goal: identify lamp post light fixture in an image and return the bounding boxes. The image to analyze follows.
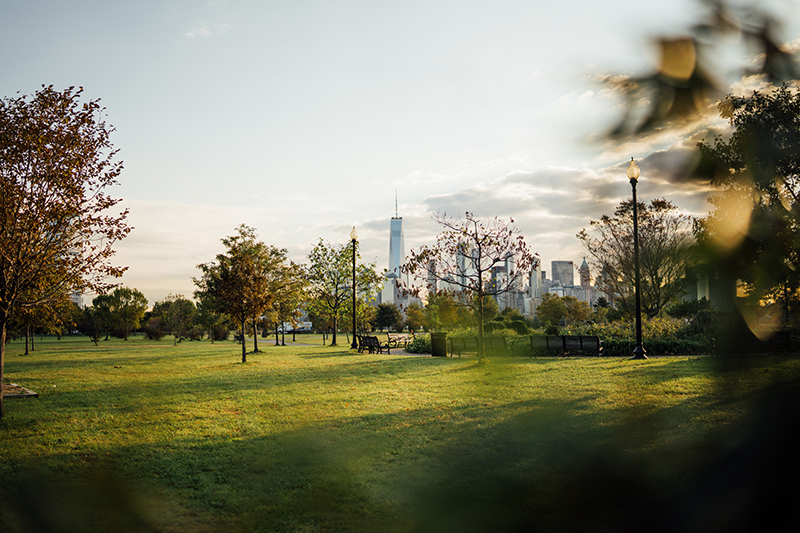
[627,158,647,359]
[350,227,359,351]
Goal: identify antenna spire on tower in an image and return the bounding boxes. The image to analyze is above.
[395,190,398,218]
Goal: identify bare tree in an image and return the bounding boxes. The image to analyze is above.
[577,198,696,319]
[402,212,537,363]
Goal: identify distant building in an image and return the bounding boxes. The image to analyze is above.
[551,260,574,287]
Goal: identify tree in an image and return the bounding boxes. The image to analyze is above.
[194,294,232,342]
[306,238,382,347]
[422,291,475,332]
[193,225,273,363]
[110,287,148,340]
[0,86,130,418]
[80,305,105,345]
[405,302,425,332]
[269,260,308,347]
[577,198,696,319]
[536,293,591,326]
[697,85,800,322]
[161,294,196,343]
[375,303,403,331]
[8,291,77,353]
[403,212,536,363]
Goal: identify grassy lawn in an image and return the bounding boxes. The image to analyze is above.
[2,335,800,532]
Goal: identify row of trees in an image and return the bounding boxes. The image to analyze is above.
[192,225,385,363]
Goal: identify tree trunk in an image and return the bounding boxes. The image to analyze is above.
[331,315,338,346]
[1,318,7,418]
[252,318,260,352]
[241,317,247,363]
[275,322,279,346]
[25,327,30,355]
[477,293,486,363]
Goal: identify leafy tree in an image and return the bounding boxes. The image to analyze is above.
[194,225,273,363]
[80,305,105,345]
[269,260,308,347]
[91,293,117,340]
[536,293,568,326]
[0,86,130,417]
[375,303,403,331]
[536,293,591,326]
[697,85,800,322]
[110,287,148,340]
[161,294,196,343]
[306,238,382,347]
[577,198,695,319]
[403,212,536,363]
[143,316,166,341]
[405,302,425,332]
[194,293,232,342]
[422,291,475,332]
[8,291,77,353]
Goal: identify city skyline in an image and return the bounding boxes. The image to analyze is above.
[3,1,799,304]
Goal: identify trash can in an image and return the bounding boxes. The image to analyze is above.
[431,332,447,357]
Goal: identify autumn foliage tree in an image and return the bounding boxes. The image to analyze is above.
[0,86,130,417]
[403,212,536,363]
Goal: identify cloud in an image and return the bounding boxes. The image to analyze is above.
[184,25,213,38]
[184,23,232,38]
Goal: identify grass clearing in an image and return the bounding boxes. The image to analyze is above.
[2,335,800,531]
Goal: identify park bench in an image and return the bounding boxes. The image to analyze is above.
[529,335,602,356]
[448,336,478,357]
[447,336,509,357]
[358,335,391,354]
[386,333,414,349]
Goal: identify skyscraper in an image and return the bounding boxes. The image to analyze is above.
[551,260,574,287]
[388,216,404,279]
[382,195,408,304]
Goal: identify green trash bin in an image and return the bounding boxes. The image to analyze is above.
[430,332,447,357]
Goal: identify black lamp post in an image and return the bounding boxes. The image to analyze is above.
[627,158,647,359]
[350,227,359,350]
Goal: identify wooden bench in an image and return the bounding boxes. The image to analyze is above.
[530,335,602,356]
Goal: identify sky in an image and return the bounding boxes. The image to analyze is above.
[3,0,800,305]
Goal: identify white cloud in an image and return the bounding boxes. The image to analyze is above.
[184,25,213,38]
[184,23,232,38]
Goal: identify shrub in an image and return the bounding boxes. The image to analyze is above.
[507,336,531,357]
[188,325,205,341]
[406,334,431,354]
[144,317,165,340]
[544,324,560,335]
[210,324,231,341]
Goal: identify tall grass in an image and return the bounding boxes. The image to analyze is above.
[2,335,799,531]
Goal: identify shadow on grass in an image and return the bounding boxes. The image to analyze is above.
[4,374,800,532]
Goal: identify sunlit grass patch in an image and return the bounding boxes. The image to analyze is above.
[2,335,800,531]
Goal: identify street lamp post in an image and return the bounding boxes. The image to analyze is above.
[627,158,647,359]
[350,227,359,350]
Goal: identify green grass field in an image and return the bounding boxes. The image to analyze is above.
[2,335,799,532]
